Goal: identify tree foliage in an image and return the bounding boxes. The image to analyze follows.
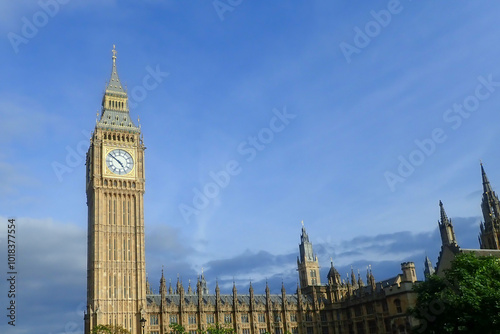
[91,324,131,334]
[170,323,235,334]
[410,252,500,333]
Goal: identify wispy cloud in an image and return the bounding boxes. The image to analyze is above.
[0,96,60,145]
[0,161,34,198]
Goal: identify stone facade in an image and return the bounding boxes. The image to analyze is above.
[84,46,147,334]
[85,49,419,334]
[143,254,418,334]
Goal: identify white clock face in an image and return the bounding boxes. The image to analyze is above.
[106,149,134,175]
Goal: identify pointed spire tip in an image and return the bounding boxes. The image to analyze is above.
[112,44,117,63]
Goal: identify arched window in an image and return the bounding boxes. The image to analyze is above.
[124,276,127,298]
[108,274,112,297]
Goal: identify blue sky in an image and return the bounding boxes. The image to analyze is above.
[1,1,500,333]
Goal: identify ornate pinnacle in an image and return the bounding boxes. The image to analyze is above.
[112,45,117,64]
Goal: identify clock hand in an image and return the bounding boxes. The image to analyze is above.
[111,154,125,168]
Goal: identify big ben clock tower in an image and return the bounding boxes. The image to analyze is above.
[84,46,147,334]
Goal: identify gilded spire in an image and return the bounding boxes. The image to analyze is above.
[106,45,126,94]
[97,46,139,132]
[112,45,117,64]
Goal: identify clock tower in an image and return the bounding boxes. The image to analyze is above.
[85,46,147,334]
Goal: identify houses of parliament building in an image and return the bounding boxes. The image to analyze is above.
[83,48,500,334]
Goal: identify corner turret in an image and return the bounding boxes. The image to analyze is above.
[438,201,458,247]
[401,262,417,283]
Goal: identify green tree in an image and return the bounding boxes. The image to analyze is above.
[170,323,235,334]
[205,324,235,334]
[410,252,500,333]
[92,324,131,334]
